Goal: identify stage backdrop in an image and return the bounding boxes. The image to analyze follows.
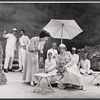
[0,3,100,59]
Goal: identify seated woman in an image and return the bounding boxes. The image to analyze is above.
[45,52,57,75]
[0,45,7,85]
[56,44,86,91]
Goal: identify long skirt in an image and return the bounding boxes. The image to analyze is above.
[22,51,39,82]
[60,63,84,86]
[0,55,7,85]
[0,71,7,85]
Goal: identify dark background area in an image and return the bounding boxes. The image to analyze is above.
[0,3,100,59]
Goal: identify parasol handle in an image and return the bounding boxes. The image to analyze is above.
[61,24,64,44]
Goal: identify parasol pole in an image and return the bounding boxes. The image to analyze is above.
[61,24,64,44]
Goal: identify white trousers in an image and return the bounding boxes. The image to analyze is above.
[4,48,14,69]
[80,68,93,74]
[19,47,26,70]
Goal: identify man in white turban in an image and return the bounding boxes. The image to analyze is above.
[79,54,93,75]
[72,47,79,65]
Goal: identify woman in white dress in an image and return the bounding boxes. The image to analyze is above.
[23,30,50,86]
[45,52,57,75]
[56,44,86,91]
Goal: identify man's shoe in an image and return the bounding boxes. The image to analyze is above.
[96,83,100,86]
[4,69,8,73]
[8,69,15,72]
[16,69,22,72]
[23,82,30,85]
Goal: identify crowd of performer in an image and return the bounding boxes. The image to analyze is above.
[0,28,94,91]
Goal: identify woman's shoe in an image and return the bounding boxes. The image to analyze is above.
[24,82,30,85]
[32,81,37,86]
[30,81,35,87]
[58,84,66,90]
[82,86,86,91]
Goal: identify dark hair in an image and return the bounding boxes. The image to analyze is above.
[39,30,50,38]
[48,52,52,55]
[20,30,25,33]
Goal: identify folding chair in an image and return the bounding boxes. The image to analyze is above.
[55,67,66,81]
[89,71,100,84]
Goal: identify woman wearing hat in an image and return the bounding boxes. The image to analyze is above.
[56,44,86,91]
[23,30,50,86]
[45,51,57,75]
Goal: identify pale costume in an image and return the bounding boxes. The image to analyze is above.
[56,51,84,86]
[47,48,58,59]
[72,54,79,65]
[80,59,93,74]
[23,37,45,83]
[3,33,17,70]
[18,35,30,70]
[0,45,7,85]
[45,58,57,75]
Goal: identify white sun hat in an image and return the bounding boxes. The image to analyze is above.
[72,47,76,51]
[59,44,66,48]
[12,28,17,31]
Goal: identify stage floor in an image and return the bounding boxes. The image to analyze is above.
[0,70,100,98]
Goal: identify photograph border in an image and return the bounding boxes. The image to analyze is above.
[0,1,100,100]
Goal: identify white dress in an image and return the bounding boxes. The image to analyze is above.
[23,37,45,82]
[45,58,57,75]
[57,51,84,86]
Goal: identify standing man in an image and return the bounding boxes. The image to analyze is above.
[17,30,30,72]
[3,28,17,73]
[72,47,79,65]
[47,43,58,59]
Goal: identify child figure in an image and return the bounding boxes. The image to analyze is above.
[0,45,7,85]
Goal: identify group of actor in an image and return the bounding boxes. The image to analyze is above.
[0,28,93,91]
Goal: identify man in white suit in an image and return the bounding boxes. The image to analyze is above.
[47,43,58,59]
[79,54,93,75]
[17,30,30,72]
[3,28,17,73]
[72,47,79,65]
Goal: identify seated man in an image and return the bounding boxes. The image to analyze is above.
[47,43,58,60]
[45,52,57,75]
[79,54,93,75]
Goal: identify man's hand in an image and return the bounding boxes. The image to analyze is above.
[4,30,7,34]
[40,50,43,53]
[23,46,26,50]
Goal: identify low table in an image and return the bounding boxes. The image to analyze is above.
[33,73,54,95]
[89,71,100,84]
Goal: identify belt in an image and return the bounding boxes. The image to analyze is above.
[20,45,26,47]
